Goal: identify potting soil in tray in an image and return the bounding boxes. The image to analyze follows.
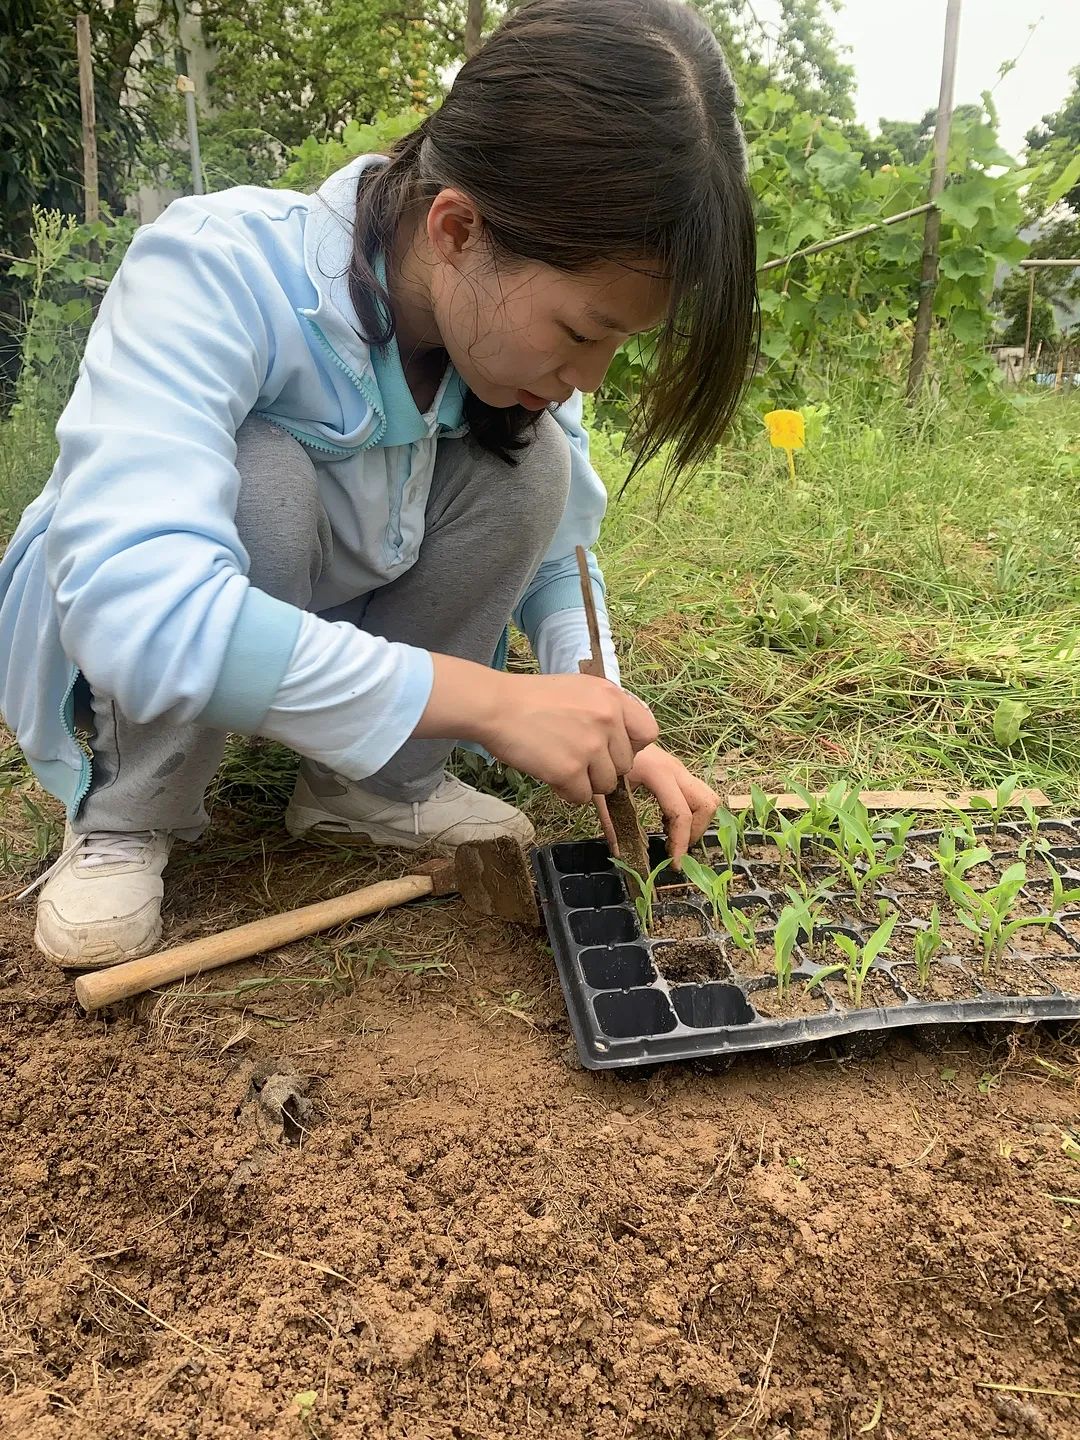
[532,826,1080,1070]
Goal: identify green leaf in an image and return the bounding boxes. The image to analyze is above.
[1047,151,1080,208]
[993,697,1031,748]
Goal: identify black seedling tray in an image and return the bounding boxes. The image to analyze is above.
[532,822,1080,1070]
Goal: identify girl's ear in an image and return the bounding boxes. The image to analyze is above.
[426,187,486,268]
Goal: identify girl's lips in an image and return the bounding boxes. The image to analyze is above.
[517,389,553,410]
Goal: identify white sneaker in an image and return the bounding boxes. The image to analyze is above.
[22,825,173,971]
[285,763,535,850]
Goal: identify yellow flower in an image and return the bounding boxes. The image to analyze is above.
[763,409,805,450]
[763,409,805,483]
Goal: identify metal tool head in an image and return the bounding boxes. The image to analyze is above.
[453,835,539,927]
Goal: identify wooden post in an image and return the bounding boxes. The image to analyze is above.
[906,0,962,402]
[1022,267,1037,379]
[465,0,484,56]
[75,14,99,226]
[1054,347,1066,391]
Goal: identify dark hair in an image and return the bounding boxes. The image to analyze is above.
[349,0,759,480]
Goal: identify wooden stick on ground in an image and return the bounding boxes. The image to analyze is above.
[574,547,651,892]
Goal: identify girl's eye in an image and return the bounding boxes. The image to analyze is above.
[565,327,590,345]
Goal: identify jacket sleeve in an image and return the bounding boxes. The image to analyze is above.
[43,201,435,769]
[513,392,621,683]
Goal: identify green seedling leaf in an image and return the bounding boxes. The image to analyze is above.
[750,783,776,833]
[612,857,672,935]
[713,808,740,865]
[773,904,803,997]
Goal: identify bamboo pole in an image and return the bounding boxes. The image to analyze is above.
[1022,267,1037,379]
[75,14,98,226]
[906,0,962,401]
[759,203,934,274]
[177,75,204,196]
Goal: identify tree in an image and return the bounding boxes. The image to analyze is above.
[0,1,172,257]
[689,0,856,123]
[191,0,466,164]
[1026,65,1080,213]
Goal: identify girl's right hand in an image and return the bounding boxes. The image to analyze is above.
[415,655,659,804]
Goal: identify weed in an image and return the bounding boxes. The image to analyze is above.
[612,856,672,936]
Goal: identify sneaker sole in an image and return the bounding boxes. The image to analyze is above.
[34,921,162,973]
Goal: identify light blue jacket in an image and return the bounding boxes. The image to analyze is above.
[0,156,611,814]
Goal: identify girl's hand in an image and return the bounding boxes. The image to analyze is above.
[596,742,719,867]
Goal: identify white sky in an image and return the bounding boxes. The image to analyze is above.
[753,1,1080,156]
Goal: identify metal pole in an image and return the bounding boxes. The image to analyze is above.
[177,75,204,195]
[75,13,99,225]
[1022,267,1036,379]
[906,0,962,402]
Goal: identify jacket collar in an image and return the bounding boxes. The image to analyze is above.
[301,154,466,438]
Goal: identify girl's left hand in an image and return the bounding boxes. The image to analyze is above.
[595,741,720,867]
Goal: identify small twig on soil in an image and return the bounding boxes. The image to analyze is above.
[975,1381,1080,1400]
[718,1314,781,1439]
[84,1269,222,1359]
[136,1355,194,1412]
[254,1249,355,1286]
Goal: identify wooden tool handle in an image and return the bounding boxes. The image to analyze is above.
[574,547,651,886]
[75,873,436,1012]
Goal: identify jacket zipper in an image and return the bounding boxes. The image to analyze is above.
[303,318,388,449]
[60,665,92,813]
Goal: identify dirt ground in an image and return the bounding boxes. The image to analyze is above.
[2,819,1080,1440]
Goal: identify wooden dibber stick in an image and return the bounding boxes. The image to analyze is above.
[574,546,651,895]
[75,835,538,1013]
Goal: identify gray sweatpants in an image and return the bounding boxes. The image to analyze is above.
[73,413,572,837]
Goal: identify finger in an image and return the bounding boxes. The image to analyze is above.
[587,755,620,797]
[687,780,722,847]
[619,691,660,752]
[645,770,693,868]
[552,773,595,807]
[608,729,636,777]
[594,794,618,855]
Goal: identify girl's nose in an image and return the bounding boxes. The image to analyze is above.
[558,347,619,395]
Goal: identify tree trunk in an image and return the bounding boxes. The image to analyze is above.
[465,0,483,57]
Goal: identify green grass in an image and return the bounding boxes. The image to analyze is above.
[2,365,1079,880]
[588,388,1080,803]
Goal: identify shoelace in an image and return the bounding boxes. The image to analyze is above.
[15,830,156,902]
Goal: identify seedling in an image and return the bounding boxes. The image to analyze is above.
[712,807,741,867]
[945,862,1053,973]
[934,831,991,885]
[874,811,917,852]
[773,904,802,1000]
[1048,865,1080,918]
[773,809,816,872]
[808,912,898,1008]
[1017,795,1046,860]
[969,774,1018,837]
[612,856,672,936]
[679,854,734,929]
[912,904,943,989]
[716,898,758,954]
[749,783,777,835]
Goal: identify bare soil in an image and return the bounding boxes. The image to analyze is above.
[2,831,1080,1439]
[649,906,709,942]
[653,940,733,985]
[892,962,983,1004]
[748,980,832,1021]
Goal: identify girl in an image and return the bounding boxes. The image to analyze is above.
[0,0,758,969]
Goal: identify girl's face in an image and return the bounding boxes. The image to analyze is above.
[421,189,671,411]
